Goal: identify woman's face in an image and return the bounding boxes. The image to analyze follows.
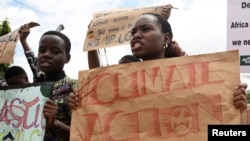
[130,15,167,60]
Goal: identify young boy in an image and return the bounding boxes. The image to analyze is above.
[4,65,29,86]
[38,31,77,140]
[19,25,77,140]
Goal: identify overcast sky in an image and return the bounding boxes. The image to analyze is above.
[2,0,249,86]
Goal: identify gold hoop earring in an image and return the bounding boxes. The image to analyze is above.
[163,44,168,48]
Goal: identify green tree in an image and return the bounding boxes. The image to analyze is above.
[0,18,11,86]
[0,18,11,36]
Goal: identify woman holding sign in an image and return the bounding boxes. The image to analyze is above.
[68,13,247,113]
[130,12,247,111]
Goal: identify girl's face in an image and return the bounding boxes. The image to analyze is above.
[130,14,169,61]
[38,34,70,74]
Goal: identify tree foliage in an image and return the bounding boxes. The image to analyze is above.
[0,18,11,81]
[0,18,11,36]
[247,90,250,103]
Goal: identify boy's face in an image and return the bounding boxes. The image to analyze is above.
[38,34,70,74]
[6,75,28,86]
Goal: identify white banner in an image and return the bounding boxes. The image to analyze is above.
[0,83,52,141]
[227,0,250,73]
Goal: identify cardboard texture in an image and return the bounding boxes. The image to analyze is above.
[241,104,250,125]
[83,4,171,51]
[0,22,39,63]
[71,50,242,141]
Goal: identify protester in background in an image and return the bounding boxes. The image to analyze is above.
[4,65,29,86]
[68,12,247,113]
[19,25,77,140]
[118,54,141,64]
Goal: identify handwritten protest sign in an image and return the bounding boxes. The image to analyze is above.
[0,22,39,63]
[70,50,241,141]
[0,83,52,141]
[0,29,19,63]
[83,4,171,51]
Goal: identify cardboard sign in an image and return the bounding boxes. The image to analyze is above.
[71,50,242,141]
[0,83,52,141]
[241,104,250,124]
[0,22,39,63]
[0,29,19,63]
[83,4,170,51]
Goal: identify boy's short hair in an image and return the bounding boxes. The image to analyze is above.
[5,66,28,80]
[41,31,71,54]
[119,55,141,64]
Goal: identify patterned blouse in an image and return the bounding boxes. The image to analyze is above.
[44,74,77,141]
[25,51,77,141]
